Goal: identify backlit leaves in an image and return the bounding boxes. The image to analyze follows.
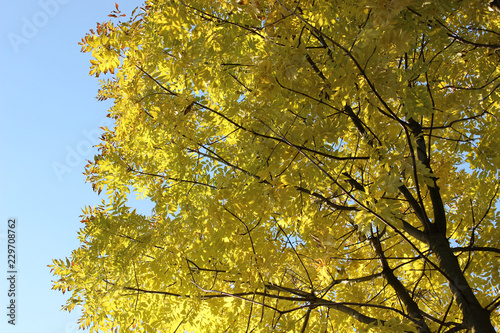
[52,0,500,332]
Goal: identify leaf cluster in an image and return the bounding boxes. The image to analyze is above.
[51,0,500,332]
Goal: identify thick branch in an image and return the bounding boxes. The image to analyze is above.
[452,246,500,255]
[398,184,430,228]
[370,236,431,333]
[407,118,446,234]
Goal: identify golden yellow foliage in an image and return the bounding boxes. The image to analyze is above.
[51,1,500,332]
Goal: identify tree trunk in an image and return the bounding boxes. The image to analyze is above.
[427,231,496,333]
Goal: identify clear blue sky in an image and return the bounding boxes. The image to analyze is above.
[0,1,150,332]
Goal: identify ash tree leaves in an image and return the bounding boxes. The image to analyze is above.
[50,0,500,332]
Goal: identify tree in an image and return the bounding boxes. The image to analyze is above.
[50,0,500,332]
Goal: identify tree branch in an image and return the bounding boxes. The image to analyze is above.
[370,235,431,333]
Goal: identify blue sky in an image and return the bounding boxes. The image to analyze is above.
[0,1,150,332]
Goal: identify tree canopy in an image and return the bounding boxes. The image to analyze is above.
[50,0,500,332]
